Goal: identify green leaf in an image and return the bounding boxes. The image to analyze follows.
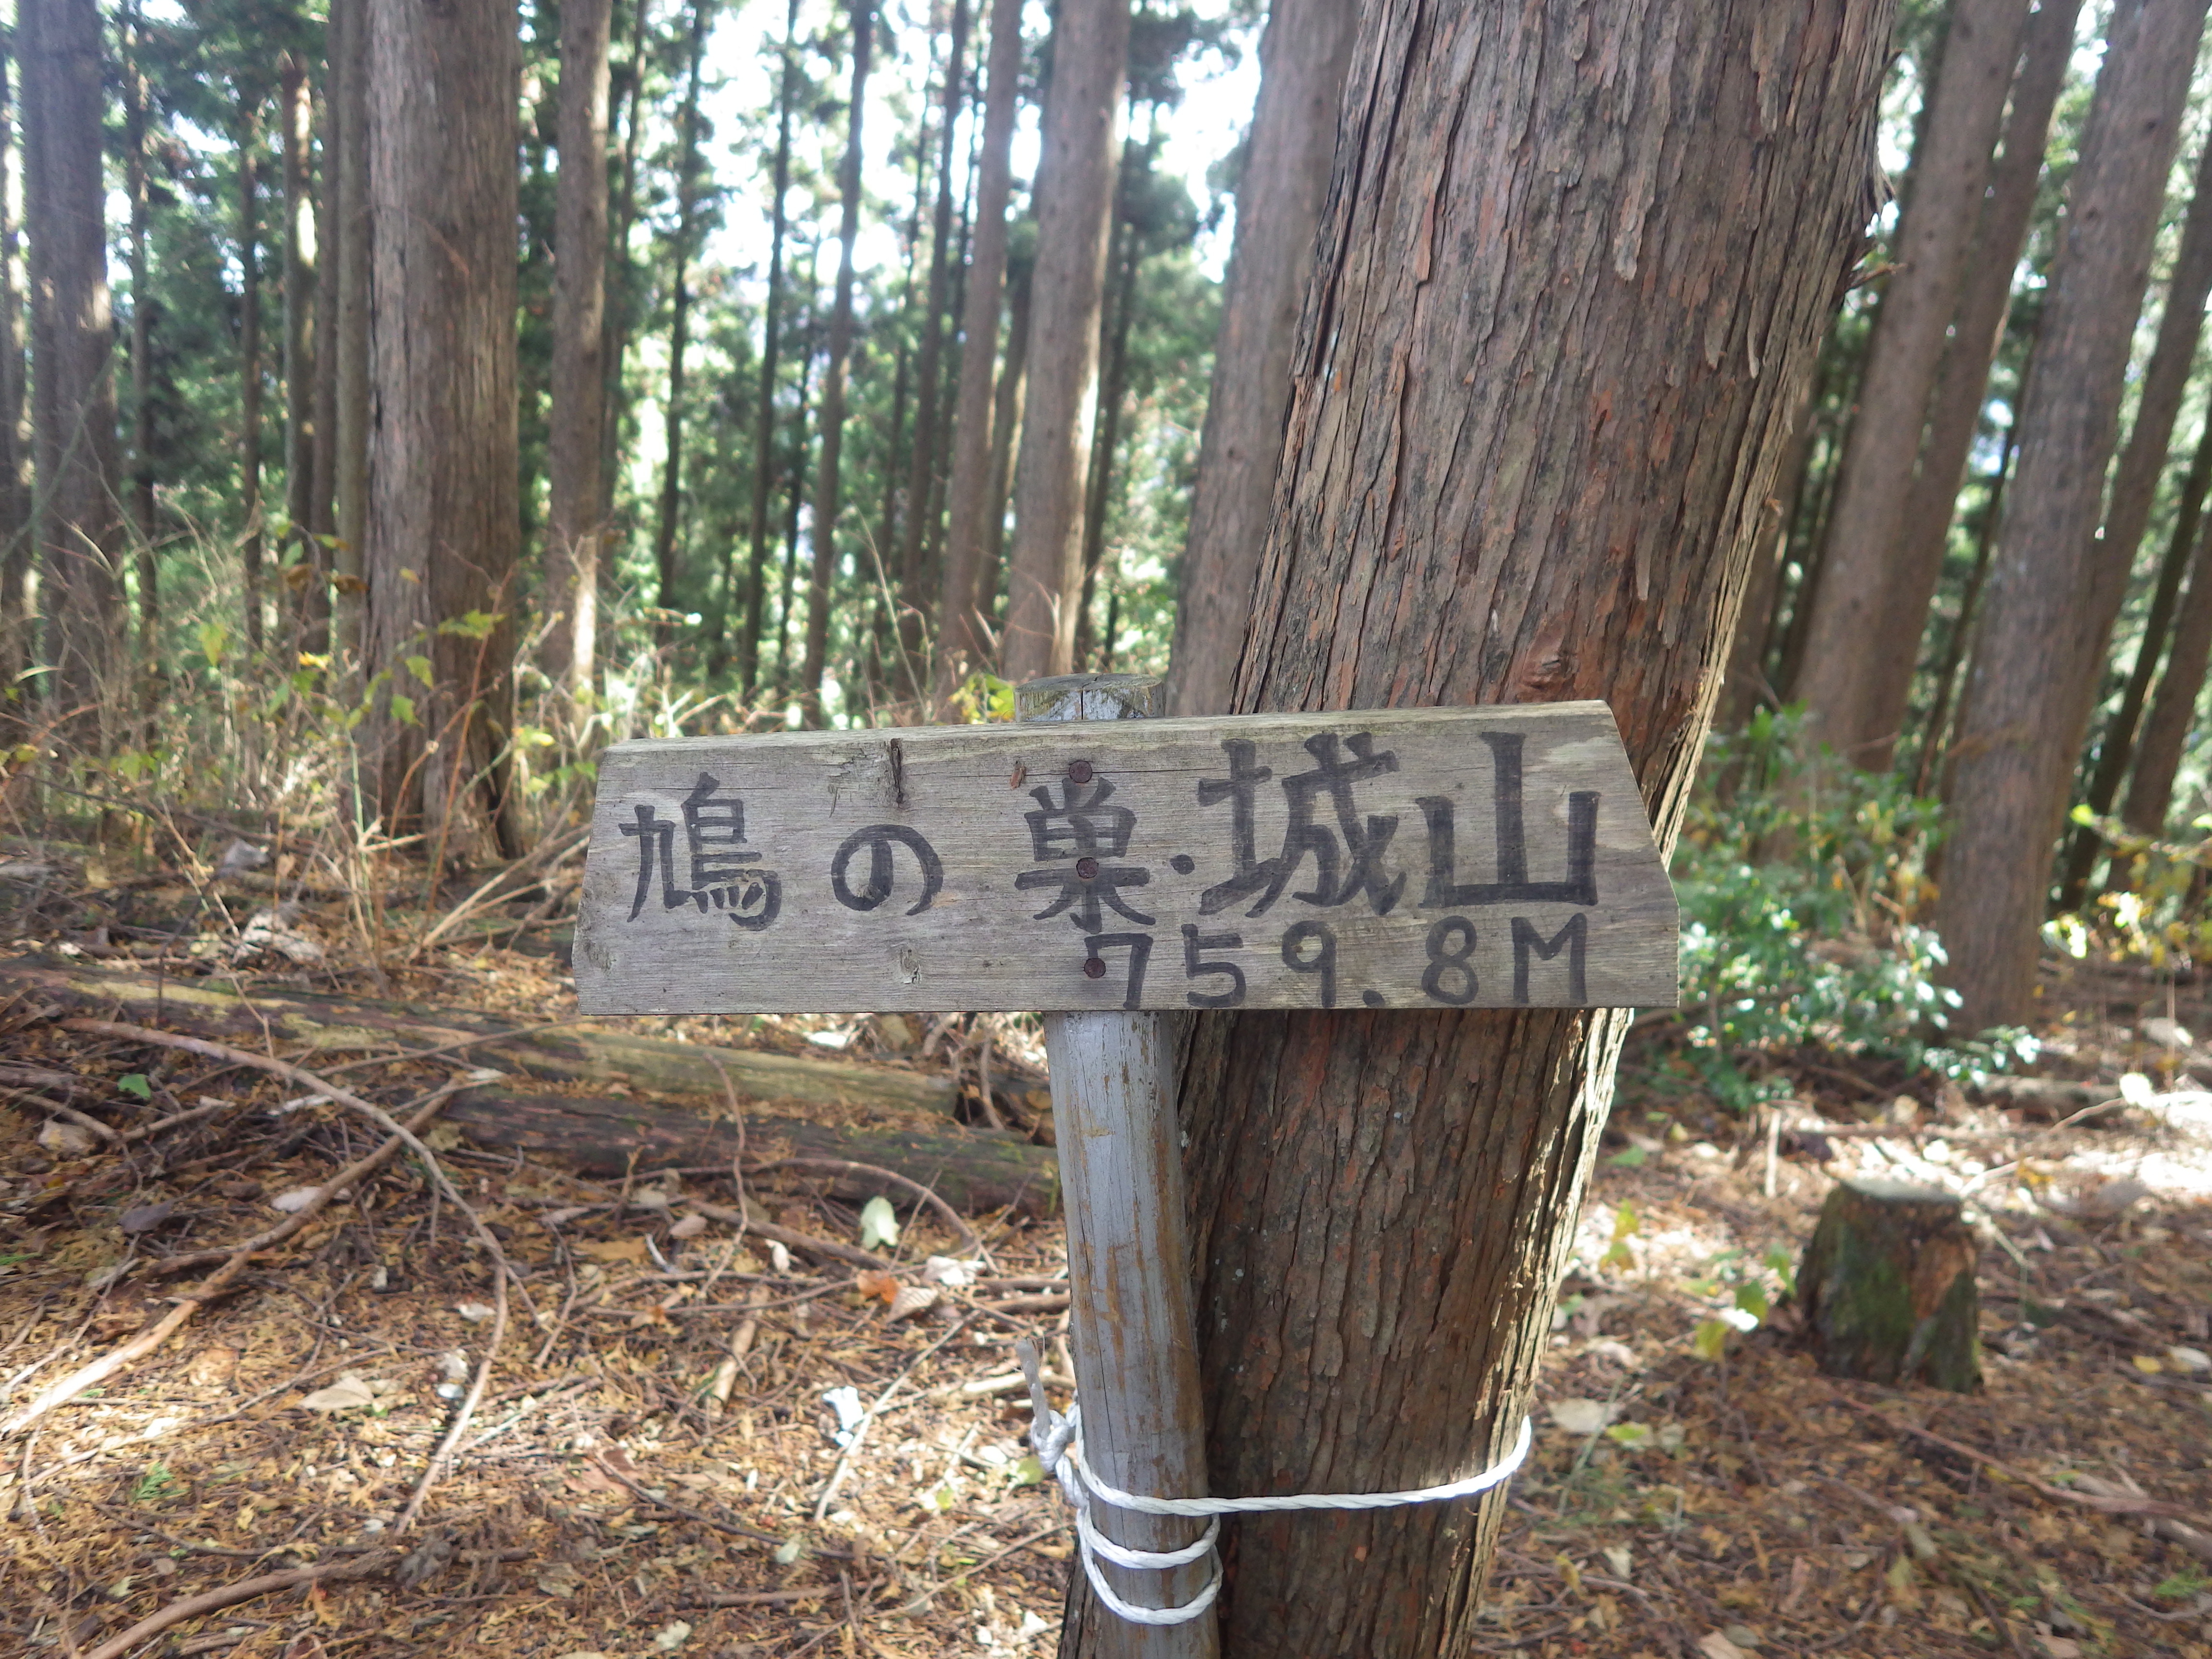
[405,654,434,687]
[117,1074,153,1101]
[1008,1455,1045,1487]
[1734,1283,1768,1321]
[1691,1319,1729,1362]
[857,1195,900,1251]
[389,693,417,727]
[1608,1145,1648,1168]
[1603,1421,1652,1449]
[436,609,505,641]
[771,1536,805,1565]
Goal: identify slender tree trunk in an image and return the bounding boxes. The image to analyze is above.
[1937,0,2209,1034]
[2124,512,2212,836]
[0,24,31,697]
[1167,0,1356,715]
[651,0,712,640]
[1884,0,2086,665]
[799,1,875,726]
[773,255,819,694]
[363,0,524,858]
[1052,1,1893,1651]
[307,25,340,657]
[1791,0,2030,769]
[974,257,1030,657]
[1001,0,1130,681]
[279,56,314,647]
[1719,377,1824,733]
[122,5,158,666]
[237,108,264,654]
[542,0,613,705]
[20,0,124,746]
[1911,421,2013,798]
[333,0,371,673]
[895,0,971,696]
[873,107,930,706]
[933,0,1023,709]
[731,0,801,694]
[600,0,650,554]
[1071,153,1141,670]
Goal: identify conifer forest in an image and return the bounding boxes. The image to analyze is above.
[8,0,2212,1654]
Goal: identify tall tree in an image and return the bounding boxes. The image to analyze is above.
[1936,0,2209,1033]
[1883,0,2085,672]
[731,0,802,694]
[600,0,651,536]
[308,16,341,656]
[121,2,158,663]
[934,0,1023,708]
[1001,0,1131,681]
[894,0,972,694]
[974,256,1031,650]
[651,0,714,638]
[1061,0,1894,1649]
[279,53,315,641]
[362,0,524,856]
[1790,0,2031,769]
[0,23,30,695]
[1167,0,1355,715]
[542,0,614,705]
[19,0,124,743]
[2124,514,2212,837]
[332,0,371,670]
[237,102,265,652]
[799,0,875,724]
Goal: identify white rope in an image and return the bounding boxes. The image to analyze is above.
[1021,1361,1533,1629]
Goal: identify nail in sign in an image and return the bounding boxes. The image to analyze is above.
[574,703,1678,1014]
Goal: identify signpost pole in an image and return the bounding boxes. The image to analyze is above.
[1018,673,1218,1656]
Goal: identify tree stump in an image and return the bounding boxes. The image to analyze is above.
[1798,1179,1981,1392]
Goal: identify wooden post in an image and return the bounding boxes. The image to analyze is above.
[1018,673,1218,1655]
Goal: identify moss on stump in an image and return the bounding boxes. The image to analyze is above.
[1799,1178,1981,1392]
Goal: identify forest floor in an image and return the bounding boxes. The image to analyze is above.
[1,844,2211,1659]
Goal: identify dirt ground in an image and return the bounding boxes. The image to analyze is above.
[3,870,2212,1659]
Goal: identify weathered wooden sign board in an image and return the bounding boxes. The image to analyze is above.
[575,702,1677,1015]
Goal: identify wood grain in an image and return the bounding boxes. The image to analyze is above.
[575,702,1675,1014]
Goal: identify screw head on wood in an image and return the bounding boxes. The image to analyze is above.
[1067,760,1094,784]
[1075,856,1100,879]
[1082,957,1107,979]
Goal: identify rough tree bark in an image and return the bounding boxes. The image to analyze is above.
[1883,0,2085,669]
[279,55,316,642]
[732,0,801,695]
[1050,2,1894,1652]
[1911,422,2013,797]
[1000,0,1130,682]
[542,0,614,704]
[933,0,1024,710]
[798,1,874,727]
[1937,0,2209,1034]
[362,0,524,858]
[1167,0,1356,716]
[332,0,371,672]
[18,0,123,745]
[2124,515,2212,837]
[1790,0,2029,770]
[1717,379,1823,734]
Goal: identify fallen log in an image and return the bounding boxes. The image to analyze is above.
[445,1087,1055,1217]
[0,956,955,1114]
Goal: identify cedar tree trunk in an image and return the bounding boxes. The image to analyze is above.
[238,109,264,653]
[362,0,524,858]
[280,55,316,642]
[1000,0,1129,681]
[332,0,371,671]
[2124,518,2212,836]
[0,26,28,696]
[543,0,613,703]
[650,0,712,639]
[1937,0,2209,1034]
[1057,0,1894,1651]
[1168,0,1356,716]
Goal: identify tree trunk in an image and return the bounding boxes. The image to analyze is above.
[895,0,972,700]
[237,109,264,655]
[542,0,613,705]
[974,260,1030,659]
[332,0,371,673]
[732,0,801,696]
[1071,154,1141,671]
[1884,0,2086,672]
[19,0,123,748]
[1167,0,1355,717]
[2059,408,2212,904]
[799,1,874,727]
[1911,421,2013,798]
[2123,516,2212,836]
[0,24,29,697]
[1937,0,2209,1034]
[362,0,524,858]
[122,6,158,670]
[1055,1,1891,1650]
[1718,379,1823,734]
[773,252,819,693]
[1000,0,1129,683]
[279,57,316,647]
[1798,1179,1981,1393]
[599,0,650,556]
[650,0,712,640]
[307,22,340,658]
[1791,0,2030,770]
[933,0,1022,710]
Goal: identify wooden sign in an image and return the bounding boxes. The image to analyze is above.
[573,702,1677,1015]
